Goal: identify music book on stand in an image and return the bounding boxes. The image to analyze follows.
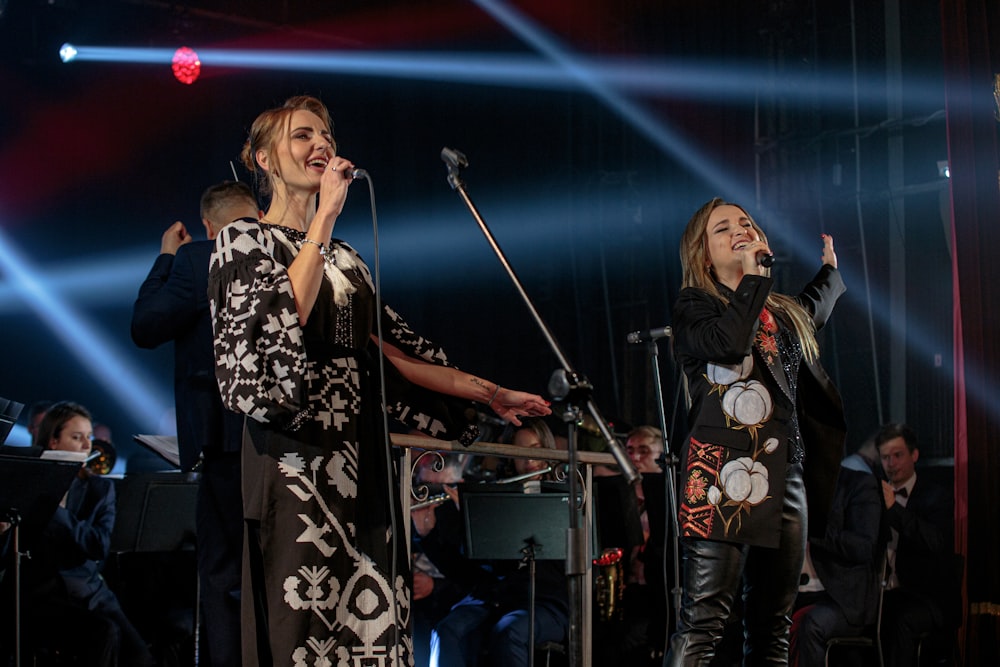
[133,434,181,468]
[0,452,81,533]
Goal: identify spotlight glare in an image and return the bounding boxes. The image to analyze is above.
[171,46,201,84]
[0,226,168,430]
[59,43,78,63]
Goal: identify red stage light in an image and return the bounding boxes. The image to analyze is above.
[171,47,201,85]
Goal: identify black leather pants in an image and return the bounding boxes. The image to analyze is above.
[665,463,807,667]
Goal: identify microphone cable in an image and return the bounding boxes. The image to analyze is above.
[353,169,404,667]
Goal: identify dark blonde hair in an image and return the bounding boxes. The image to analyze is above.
[679,198,819,361]
[240,95,335,200]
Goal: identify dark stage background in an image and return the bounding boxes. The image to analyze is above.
[0,0,957,466]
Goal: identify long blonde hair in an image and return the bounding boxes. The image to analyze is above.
[679,198,819,361]
[239,95,336,201]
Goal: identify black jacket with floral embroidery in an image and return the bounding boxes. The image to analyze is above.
[672,265,846,547]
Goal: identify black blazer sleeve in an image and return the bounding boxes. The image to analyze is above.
[131,249,201,349]
[673,275,773,366]
[796,263,846,330]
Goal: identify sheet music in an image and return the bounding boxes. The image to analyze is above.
[39,450,88,463]
[133,434,181,468]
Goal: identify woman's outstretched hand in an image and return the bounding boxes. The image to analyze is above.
[491,388,552,426]
[821,233,838,269]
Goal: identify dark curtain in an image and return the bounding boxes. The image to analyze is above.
[940,0,1000,663]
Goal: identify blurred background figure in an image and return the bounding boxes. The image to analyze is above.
[411,451,471,667]
[875,423,957,667]
[790,436,887,667]
[26,400,52,448]
[130,179,259,667]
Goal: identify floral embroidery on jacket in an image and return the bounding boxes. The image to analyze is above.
[685,469,710,504]
[686,354,781,538]
[756,307,779,363]
[705,437,780,536]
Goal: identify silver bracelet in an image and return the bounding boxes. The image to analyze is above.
[301,238,327,256]
[488,384,501,406]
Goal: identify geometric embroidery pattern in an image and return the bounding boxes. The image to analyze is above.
[210,222,434,666]
[680,437,725,539]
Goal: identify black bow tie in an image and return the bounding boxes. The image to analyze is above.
[894,487,908,498]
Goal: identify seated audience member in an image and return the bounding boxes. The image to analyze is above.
[427,418,568,667]
[875,423,956,667]
[790,437,887,667]
[0,401,154,666]
[411,452,472,667]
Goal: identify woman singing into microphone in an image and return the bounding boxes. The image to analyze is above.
[665,199,846,665]
[208,95,550,666]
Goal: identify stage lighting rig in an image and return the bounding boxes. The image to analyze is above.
[171,46,201,84]
[58,42,77,63]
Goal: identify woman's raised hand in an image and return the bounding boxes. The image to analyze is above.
[821,233,837,269]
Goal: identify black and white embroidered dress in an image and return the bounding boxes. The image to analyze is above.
[209,220,473,667]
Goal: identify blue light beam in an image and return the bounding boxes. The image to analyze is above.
[0,227,169,430]
[57,46,943,110]
[471,0,751,208]
[0,250,155,313]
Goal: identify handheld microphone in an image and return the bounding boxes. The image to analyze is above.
[757,252,775,268]
[350,168,368,180]
[627,326,672,344]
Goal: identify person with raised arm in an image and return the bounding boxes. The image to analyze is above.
[208,95,551,666]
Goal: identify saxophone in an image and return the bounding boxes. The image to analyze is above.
[593,547,625,623]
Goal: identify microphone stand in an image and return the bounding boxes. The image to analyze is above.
[442,147,640,667]
[640,336,682,638]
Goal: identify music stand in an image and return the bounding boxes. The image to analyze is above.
[0,397,24,446]
[0,453,82,667]
[109,472,198,664]
[462,491,578,561]
[461,488,596,667]
[111,473,198,554]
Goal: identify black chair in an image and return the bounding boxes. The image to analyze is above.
[824,553,889,667]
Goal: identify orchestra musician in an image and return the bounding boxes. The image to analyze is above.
[1,401,154,666]
[423,418,569,667]
[411,452,469,667]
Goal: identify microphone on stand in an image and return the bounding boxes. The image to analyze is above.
[757,252,775,268]
[441,147,468,169]
[626,326,672,344]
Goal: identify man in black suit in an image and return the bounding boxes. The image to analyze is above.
[876,423,955,667]
[791,439,887,667]
[131,181,259,667]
